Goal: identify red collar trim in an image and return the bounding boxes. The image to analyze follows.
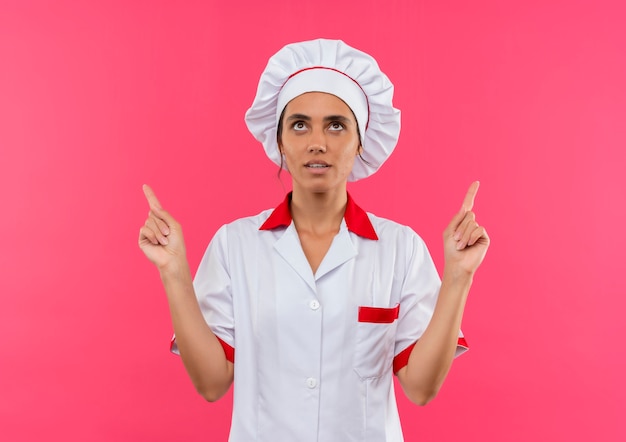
[259,192,378,240]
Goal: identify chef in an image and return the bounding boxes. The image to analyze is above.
[139,38,489,441]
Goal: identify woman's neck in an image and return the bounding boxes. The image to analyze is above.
[289,187,347,236]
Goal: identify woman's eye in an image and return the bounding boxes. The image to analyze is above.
[329,122,344,131]
[293,121,306,131]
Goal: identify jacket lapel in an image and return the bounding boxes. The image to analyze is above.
[272,223,316,292]
[315,221,357,280]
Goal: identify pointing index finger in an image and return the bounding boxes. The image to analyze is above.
[143,184,163,210]
[461,181,480,212]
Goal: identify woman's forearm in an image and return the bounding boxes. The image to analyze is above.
[397,270,472,405]
[160,261,234,402]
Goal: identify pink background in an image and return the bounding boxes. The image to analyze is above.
[1,0,625,440]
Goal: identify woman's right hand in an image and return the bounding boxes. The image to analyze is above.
[138,184,187,271]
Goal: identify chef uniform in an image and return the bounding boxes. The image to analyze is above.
[172,39,468,441]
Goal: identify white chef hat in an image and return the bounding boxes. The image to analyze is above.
[244,38,401,181]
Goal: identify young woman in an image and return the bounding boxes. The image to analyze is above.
[139,39,489,441]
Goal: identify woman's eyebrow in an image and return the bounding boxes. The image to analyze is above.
[285,113,311,121]
[323,115,353,125]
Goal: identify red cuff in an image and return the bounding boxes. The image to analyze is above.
[457,336,469,350]
[170,336,235,364]
[393,337,469,374]
[393,342,415,373]
[216,336,235,363]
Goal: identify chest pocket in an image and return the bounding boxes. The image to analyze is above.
[353,304,399,380]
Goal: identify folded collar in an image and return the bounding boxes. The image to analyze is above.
[259,192,378,240]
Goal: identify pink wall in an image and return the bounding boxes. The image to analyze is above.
[1,0,624,440]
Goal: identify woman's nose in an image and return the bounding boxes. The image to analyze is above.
[307,128,327,152]
[307,143,327,153]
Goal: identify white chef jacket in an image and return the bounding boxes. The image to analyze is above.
[171,193,468,441]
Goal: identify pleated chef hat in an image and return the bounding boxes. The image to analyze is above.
[244,39,401,182]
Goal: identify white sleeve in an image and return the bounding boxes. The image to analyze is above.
[393,229,468,372]
[170,225,235,359]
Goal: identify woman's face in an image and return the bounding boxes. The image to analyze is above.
[278,92,361,195]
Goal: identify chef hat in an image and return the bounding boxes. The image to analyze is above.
[244,38,401,181]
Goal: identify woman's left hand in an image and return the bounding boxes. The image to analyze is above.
[443,181,490,277]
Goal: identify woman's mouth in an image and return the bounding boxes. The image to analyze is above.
[305,161,330,168]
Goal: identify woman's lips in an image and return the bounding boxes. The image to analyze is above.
[305,161,330,168]
[305,161,330,173]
